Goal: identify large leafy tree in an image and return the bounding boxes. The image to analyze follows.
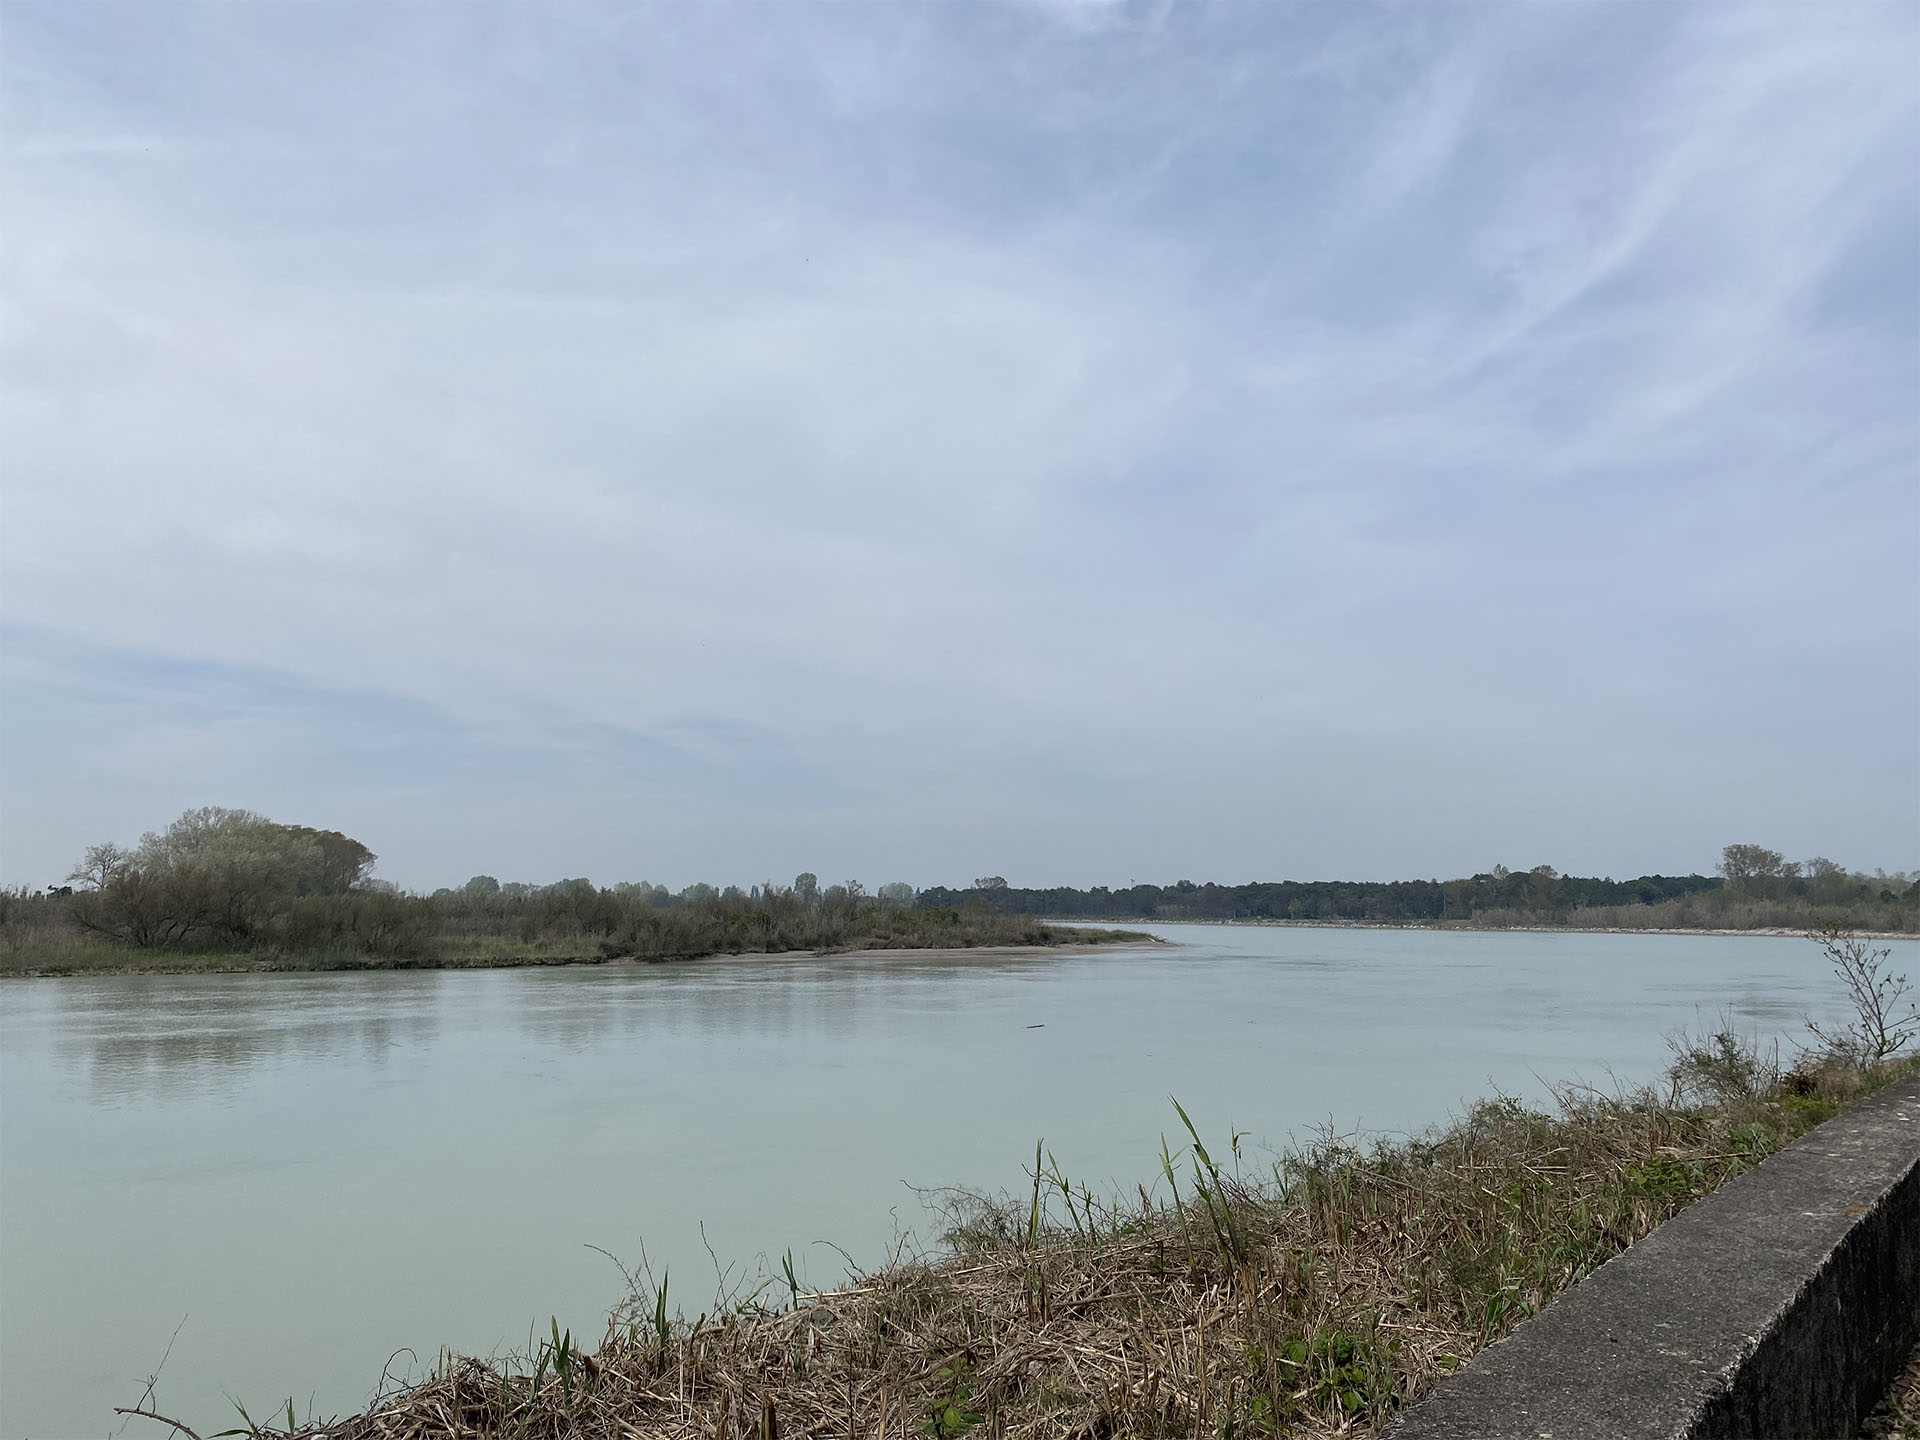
[69,807,383,948]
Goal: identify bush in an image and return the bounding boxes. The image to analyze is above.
[64,808,407,957]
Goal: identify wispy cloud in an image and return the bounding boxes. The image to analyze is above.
[3,0,1914,888]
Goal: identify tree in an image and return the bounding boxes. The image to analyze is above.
[71,866,214,948]
[877,882,915,908]
[975,876,1009,890]
[1803,857,1849,902]
[463,875,501,896]
[286,826,377,894]
[794,873,820,905]
[67,842,133,891]
[1720,844,1788,887]
[1805,928,1918,1063]
[66,807,385,949]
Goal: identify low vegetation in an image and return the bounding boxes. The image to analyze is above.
[117,933,1919,1440]
[1,810,1141,975]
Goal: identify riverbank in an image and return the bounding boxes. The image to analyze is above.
[198,1042,1914,1440]
[1053,915,1920,940]
[0,928,1157,978]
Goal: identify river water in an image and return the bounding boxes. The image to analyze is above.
[1,924,1904,1438]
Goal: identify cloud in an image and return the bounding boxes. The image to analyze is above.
[2,0,1914,888]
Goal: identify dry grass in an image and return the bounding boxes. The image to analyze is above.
[163,1045,1913,1440]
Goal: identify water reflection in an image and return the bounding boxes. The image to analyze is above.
[20,950,1071,1105]
[31,972,447,1102]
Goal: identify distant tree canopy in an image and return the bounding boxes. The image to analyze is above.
[914,846,1916,926]
[419,872,1045,958]
[66,807,433,955]
[1720,844,1791,884]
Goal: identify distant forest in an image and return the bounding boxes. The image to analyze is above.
[918,847,1919,932]
[918,870,1717,923]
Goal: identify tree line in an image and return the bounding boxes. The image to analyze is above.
[12,812,1914,963]
[424,871,1025,959]
[915,846,1918,930]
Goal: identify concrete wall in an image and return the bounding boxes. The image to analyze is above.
[1384,1071,1920,1440]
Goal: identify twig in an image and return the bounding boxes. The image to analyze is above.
[113,1406,205,1440]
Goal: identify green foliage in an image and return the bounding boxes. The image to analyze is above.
[1665,1023,1778,1106]
[1279,1329,1397,1417]
[428,880,1085,961]
[61,808,430,957]
[913,846,1918,932]
[922,1356,982,1438]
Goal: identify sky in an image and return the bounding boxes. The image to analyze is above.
[2,0,1916,893]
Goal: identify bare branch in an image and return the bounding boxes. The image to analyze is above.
[112,1407,205,1440]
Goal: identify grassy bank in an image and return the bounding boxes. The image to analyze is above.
[0,922,1151,978]
[150,1039,1912,1440]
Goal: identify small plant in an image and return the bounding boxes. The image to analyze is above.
[922,1356,983,1438]
[1170,1097,1251,1266]
[1665,1020,1778,1106]
[1805,927,1919,1064]
[547,1317,575,1402]
[782,1248,801,1310]
[653,1272,671,1346]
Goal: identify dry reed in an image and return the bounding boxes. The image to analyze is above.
[184,1046,1915,1440]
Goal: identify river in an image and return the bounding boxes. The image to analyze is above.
[1,924,1902,1438]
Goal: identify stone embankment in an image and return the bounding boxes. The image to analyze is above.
[1385,1073,1920,1439]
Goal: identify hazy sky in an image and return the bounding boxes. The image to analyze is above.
[3,1,1915,892]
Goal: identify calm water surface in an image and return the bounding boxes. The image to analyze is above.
[2,924,1903,1438]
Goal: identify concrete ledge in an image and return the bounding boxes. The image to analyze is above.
[1384,1072,1920,1440]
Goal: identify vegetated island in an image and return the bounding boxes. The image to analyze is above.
[113,932,1920,1440]
[0,808,1150,977]
[4,810,1913,977]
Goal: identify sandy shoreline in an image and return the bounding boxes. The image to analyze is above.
[0,936,1166,979]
